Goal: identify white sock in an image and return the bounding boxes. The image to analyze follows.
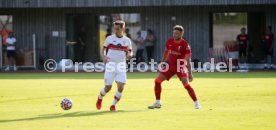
[156,100,161,104]
[112,91,122,105]
[98,88,106,99]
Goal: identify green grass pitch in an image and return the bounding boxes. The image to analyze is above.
[0,72,276,130]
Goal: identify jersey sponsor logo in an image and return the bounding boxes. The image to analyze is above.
[239,36,247,40]
[107,44,130,51]
[170,50,181,55]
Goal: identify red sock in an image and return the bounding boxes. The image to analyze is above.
[154,78,162,100]
[184,84,197,101]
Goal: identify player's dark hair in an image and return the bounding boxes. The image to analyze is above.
[147,29,154,34]
[113,20,125,29]
[8,32,14,37]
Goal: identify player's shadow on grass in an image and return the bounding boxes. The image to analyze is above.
[0,110,142,123]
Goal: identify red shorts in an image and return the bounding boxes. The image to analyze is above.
[160,65,188,81]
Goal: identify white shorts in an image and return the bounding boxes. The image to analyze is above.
[104,62,127,86]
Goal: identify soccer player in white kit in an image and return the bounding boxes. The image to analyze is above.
[96,20,133,112]
[5,32,17,71]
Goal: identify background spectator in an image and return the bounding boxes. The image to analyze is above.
[75,27,87,62]
[105,28,112,38]
[134,31,145,63]
[125,28,132,39]
[264,26,274,69]
[236,27,249,64]
[145,29,156,62]
[5,32,17,71]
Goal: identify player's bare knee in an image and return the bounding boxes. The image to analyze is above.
[104,85,112,92]
[159,74,167,80]
[117,85,124,92]
[118,87,124,93]
[116,81,125,92]
[181,78,189,85]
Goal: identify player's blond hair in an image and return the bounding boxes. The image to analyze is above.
[173,25,184,32]
[113,20,125,28]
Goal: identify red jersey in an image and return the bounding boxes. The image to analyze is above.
[237,34,248,48]
[165,38,192,65]
[265,33,274,49]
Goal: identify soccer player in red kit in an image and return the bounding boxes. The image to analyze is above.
[148,25,201,109]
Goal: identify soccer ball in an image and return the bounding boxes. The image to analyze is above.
[60,98,72,110]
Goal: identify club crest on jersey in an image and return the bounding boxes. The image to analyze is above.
[178,46,182,51]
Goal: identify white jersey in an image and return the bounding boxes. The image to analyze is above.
[6,37,16,50]
[104,35,132,63]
